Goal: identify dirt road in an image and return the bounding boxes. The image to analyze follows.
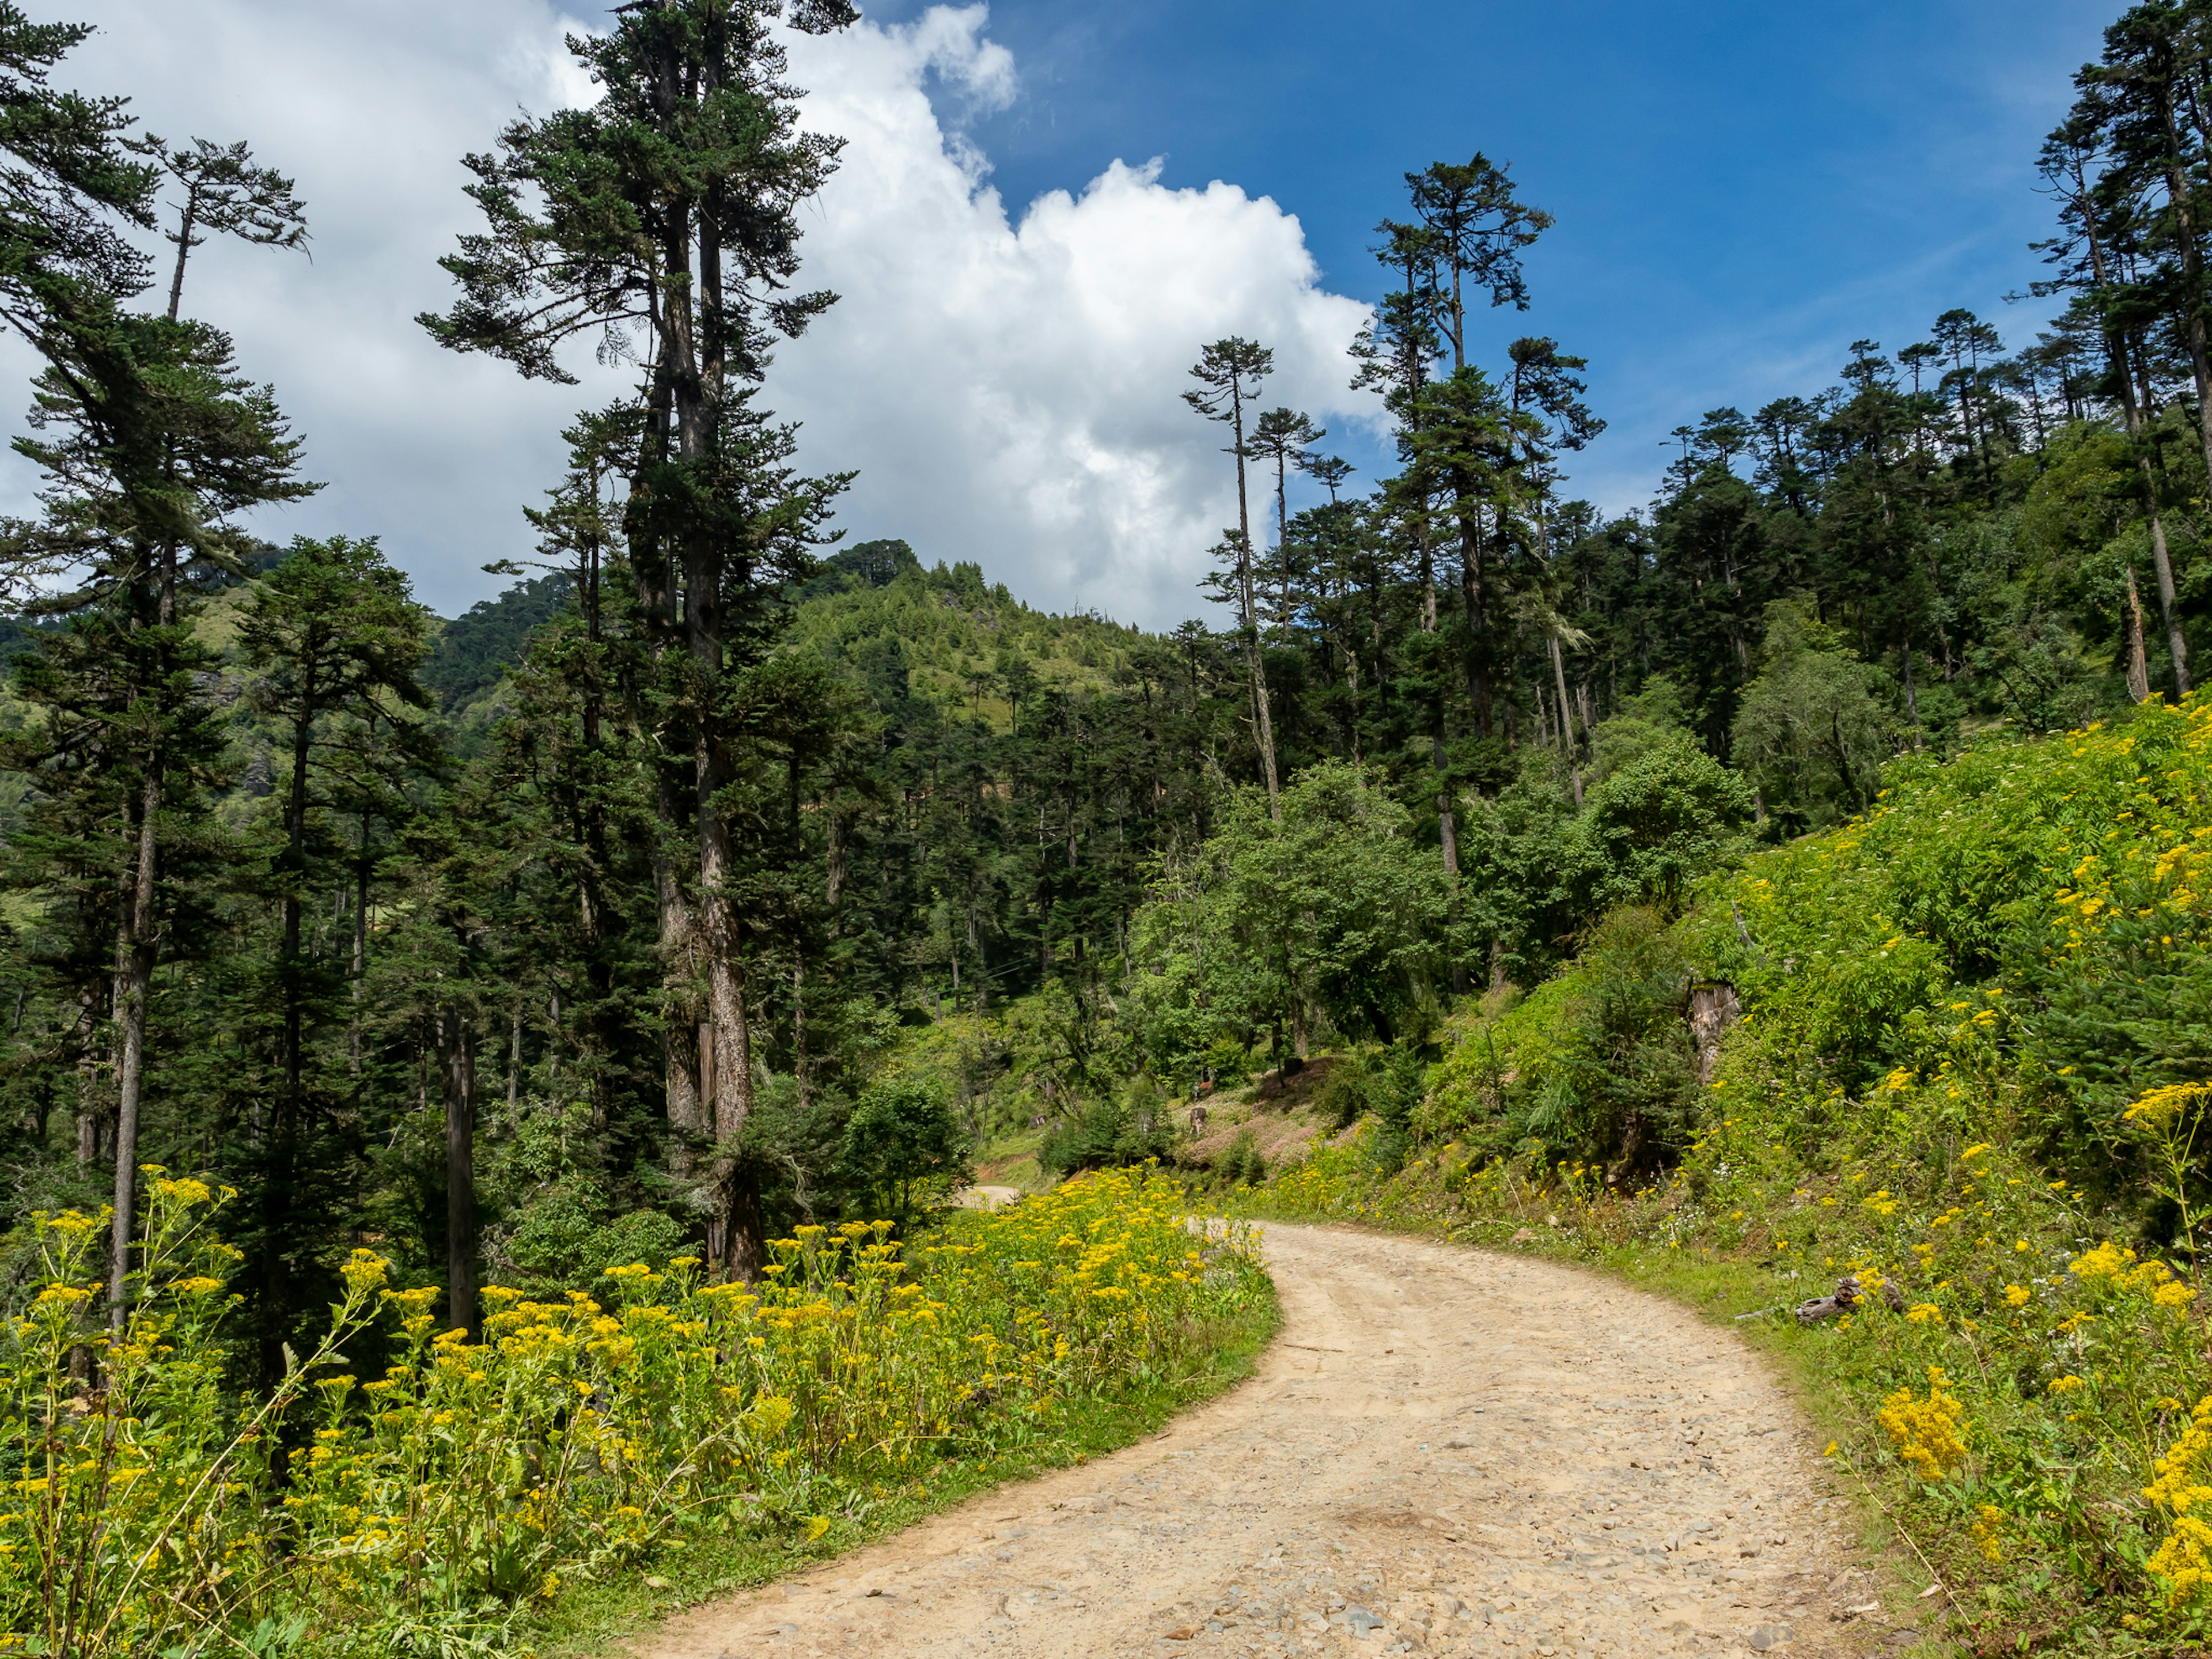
[629,1225,1890,1659]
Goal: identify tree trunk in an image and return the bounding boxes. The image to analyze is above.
[75,987,100,1168]
[107,539,175,1333]
[1549,634,1583,809]
[442,1007,477,1339]
[2127,563,2154,705]
[1902,641,1921,748]
[2076,143,2191,701]
[2143,459,2191,697]
[656,768,703,1174]
[164,187,199,324]
[281,711,312,1135]
[350,837,369,1081]
[2158,81,2212,550]
[106,778,156,1333]
[1231,393,1279,816]
[1456,488,1490,737]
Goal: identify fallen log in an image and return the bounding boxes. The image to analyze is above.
[1793,1274,1862,1325]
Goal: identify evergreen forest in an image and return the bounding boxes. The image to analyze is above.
[18,0,2212,1653]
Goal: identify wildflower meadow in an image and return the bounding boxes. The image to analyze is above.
[0,1166,1267,1656]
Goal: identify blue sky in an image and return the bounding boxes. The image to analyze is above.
[863,0,2104,515]
[40,1,2115,627]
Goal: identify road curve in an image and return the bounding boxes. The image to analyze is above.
[624,1224,1887,1659]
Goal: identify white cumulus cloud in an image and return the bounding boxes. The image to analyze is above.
[777,5,1378,628]
[29,2,1373,630]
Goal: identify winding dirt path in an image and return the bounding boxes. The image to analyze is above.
[627,1225,1895,1659]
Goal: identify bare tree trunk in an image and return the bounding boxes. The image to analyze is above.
[1902,641,1922,748]
[656,770,703,1175]
[107,782,156,1332]
[351,834,369,1080]
[75,993,99,1166]
[2127,563,2154,705]
[1549,634,1583,809]
[442,1008,477,1339]
[2148,493,2191,698]
[1228,391,1278,817]
[107,539,175,1333]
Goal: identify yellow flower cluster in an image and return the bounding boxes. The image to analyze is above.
[0,1163,1263,1654]
[1878,1368,1968,1482]
[1971,1505,2006,1563]
[2146,1395,2212,1603]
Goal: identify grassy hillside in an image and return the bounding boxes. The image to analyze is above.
[788,545,1147,733]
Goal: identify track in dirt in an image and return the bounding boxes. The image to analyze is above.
[626,1224,1893,1658]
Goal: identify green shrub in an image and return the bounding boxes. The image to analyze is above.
[839,1077,973,1221]
[1215,1129,1267,1187]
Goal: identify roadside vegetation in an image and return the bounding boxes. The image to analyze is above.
[4,1166,1270,1656]
[1190,695,2212,1654]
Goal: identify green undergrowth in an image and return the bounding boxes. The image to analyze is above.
[535,1286,1281,1657]
[1214,695,2212,1658]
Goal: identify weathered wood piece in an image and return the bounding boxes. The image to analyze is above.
[1688,982,1741,1086]
[1794,1274,1862,1325]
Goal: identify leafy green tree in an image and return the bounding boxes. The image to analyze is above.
[1730,603,1893,828]
[839,1075,970,1222]
[1565,738,1753,912]
[1131,762,1448,1077]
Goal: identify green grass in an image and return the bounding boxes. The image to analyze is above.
[530,1285,1283,1657]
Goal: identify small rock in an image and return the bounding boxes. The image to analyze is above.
[1748,1624,1791,1651]
[1345,1605,1385,1637]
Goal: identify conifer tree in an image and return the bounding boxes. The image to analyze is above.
[234,536,433,1358]
[154,137,308,321]
[1184,336,1281,817]
[426,0,857,1277]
